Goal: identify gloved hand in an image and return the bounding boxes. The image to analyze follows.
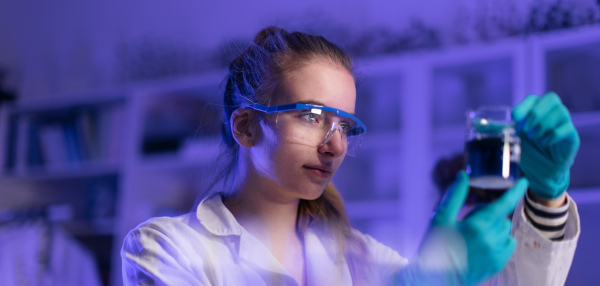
[512,92,580,199]
[390,171,529,285]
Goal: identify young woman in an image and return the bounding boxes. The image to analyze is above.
[122,27,580,285]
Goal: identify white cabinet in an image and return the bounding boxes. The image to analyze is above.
[2,26,600,285]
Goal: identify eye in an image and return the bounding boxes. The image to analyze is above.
[298,112,320,124]
[339,122,351,134]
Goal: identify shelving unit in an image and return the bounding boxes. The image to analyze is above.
[109,70,226,286]
[1,26,600,285]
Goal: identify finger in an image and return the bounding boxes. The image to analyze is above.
[540,112,577,148]
[462,202,487,221]
[532,104,570,141]
[433,171,469,225]
[494,218,513,239]
[470,211,512,239]
[523,93,562,133]
[478,178,529,218]
[503,236,517,260]
[548,122,580,163]
[547,120,580,146]
[512,95,539,124]
[495,236,517,270]
[498,222,517,259]
[489,219,517,261]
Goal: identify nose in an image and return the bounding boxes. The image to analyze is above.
[318,125,346,158]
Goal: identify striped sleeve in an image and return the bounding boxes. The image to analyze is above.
[523,192,569,241]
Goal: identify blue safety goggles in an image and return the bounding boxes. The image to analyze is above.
[245,103,367,156]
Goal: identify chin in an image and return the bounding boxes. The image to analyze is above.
[299,186,326,201]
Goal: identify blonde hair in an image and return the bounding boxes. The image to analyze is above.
[297,182,370,283]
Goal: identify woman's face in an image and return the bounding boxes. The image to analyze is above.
[249,60,357,201]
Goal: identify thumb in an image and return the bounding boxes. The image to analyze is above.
[433,171,470,226]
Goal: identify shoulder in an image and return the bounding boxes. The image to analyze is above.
[122,213,209,254]
[120,214,221,285]
[351,228,409,269]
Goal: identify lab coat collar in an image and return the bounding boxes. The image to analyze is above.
[196,194,242,236]
[196,194,293,281]
[195,193,352,285]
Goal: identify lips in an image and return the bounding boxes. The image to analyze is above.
[303,164,332,179]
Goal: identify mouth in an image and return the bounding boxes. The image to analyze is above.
[303,165,332,179]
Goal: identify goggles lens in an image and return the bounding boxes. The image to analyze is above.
[247,104,366,156]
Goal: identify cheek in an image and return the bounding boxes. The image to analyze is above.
[252,122,298,178]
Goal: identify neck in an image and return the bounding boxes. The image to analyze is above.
[224,164,302,246]
[224,157,310,286]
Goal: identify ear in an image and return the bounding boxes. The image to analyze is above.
[230,109,257,148]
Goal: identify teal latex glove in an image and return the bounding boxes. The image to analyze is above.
[391,172,529,285]
[512,93,580,199]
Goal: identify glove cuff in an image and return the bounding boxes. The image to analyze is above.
[526,170,570,200]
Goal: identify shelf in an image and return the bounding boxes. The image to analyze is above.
[0,161,120,182]
[139,139,223,172]
[569,188,600,205]
[571,111,600,127]
[127,69,226,95]
[61,219,116,237]
[532,25,600,51]
[13,91,126,114]
[138,154,213,172]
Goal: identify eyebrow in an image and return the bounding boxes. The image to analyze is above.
[296,100,356,116]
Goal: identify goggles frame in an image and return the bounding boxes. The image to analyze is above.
[245,103,367,136]
[245,103,367,156]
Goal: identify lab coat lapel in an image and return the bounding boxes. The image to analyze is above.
[304,229,353,285]
[199,195,296,284]
[238,227,300,285]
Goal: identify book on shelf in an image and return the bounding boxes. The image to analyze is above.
[0,105,9,174]
[98,104,124,164]
[7,104,125,174]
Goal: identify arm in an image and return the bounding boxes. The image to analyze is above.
[121,219,208,286]
[493,193,580,286]
[491,92,582,285]
[390,172,530,285]
[528,190,566,208]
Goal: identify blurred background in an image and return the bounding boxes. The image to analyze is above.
[1,0,599,285]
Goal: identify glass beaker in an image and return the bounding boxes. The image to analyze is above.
[464,106,521,202]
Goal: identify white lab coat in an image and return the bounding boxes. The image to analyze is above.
[121,194,580,285]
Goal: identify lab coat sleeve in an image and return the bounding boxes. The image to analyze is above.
[492,194,580,286]
[121,218,210,286]
[357,230,410,285]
